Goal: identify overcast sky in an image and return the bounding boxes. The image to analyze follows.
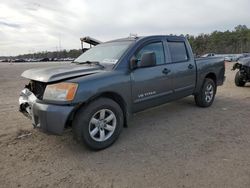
[0,0,249,56]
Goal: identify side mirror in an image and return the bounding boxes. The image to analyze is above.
[140,52,156,68]
[129,57,138,70]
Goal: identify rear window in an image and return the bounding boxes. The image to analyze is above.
[168,42,188,62]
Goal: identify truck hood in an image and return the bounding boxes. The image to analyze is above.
[21,64,105,83]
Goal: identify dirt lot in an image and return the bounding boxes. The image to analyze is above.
[0,62,249,188]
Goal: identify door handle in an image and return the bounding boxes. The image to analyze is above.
[188,64,194,69]
[162,68,171,75]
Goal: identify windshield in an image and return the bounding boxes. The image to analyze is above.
[74,41,133,65]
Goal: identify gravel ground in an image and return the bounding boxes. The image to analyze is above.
[0,62,249,188]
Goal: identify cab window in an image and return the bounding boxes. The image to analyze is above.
[168,41,188,62]
[136,42,165,66]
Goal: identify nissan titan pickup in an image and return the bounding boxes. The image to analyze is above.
[19,35,225,150]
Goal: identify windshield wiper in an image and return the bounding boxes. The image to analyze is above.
[74,61,104,68]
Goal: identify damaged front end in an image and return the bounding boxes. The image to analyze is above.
[19,80,75,134]
[19,88,37,119]
[232,58,250,86]
[232,62,242,71]
[19,81,46,120]
[232,59,250,80]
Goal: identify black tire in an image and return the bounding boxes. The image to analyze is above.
[235,71,246,87]
[195,78,216,107]
[73,98,123,150]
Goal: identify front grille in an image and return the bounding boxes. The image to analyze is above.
[26,81,47,100]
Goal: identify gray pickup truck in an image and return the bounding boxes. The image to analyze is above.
[19,35,225,150]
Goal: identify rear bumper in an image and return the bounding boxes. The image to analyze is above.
[19,88,74,135]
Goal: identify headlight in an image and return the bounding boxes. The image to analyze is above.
[43,82,78,101]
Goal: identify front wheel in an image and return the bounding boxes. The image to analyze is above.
[195,78,216,107]
[73,98,123,150]
[235,71,246,87]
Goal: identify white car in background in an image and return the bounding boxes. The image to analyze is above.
[224,54,244,62]
[201,53,216,58]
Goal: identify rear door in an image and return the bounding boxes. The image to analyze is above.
[130,40,174,112]
[166,39,196,96]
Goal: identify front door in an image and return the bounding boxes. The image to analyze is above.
[130,41,174,112]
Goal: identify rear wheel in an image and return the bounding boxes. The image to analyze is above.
[195,78,216,107]
[73,98,123,150]
[235,71,246,87]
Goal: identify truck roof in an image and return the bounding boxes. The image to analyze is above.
[106,35,186,43]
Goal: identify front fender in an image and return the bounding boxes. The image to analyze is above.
[70,71,132,107]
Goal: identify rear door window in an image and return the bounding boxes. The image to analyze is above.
[168,42,188,63]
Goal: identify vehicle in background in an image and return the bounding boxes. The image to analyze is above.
[232,56,250,86]
[19,35,225,150]
[80,36,102,53]
[201,53,216,58]
[224,55,238,62]
[236,53,250,61]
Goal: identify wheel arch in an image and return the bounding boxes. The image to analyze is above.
[203,72,217,95]
[205,72,217,85]
[69,91,129,128]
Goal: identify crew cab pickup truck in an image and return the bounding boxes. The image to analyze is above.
[19,35,225,150]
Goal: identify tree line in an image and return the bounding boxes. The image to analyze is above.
[186,25,250,56]
[15,49,83,60]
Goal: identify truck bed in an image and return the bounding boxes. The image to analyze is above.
[194,57,225,92]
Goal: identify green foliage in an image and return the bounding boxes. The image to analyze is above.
[186,25,250,56]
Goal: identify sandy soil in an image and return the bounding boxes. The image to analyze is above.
[0,62,249,188]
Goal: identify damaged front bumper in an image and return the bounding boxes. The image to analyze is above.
[19,88,74,135]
